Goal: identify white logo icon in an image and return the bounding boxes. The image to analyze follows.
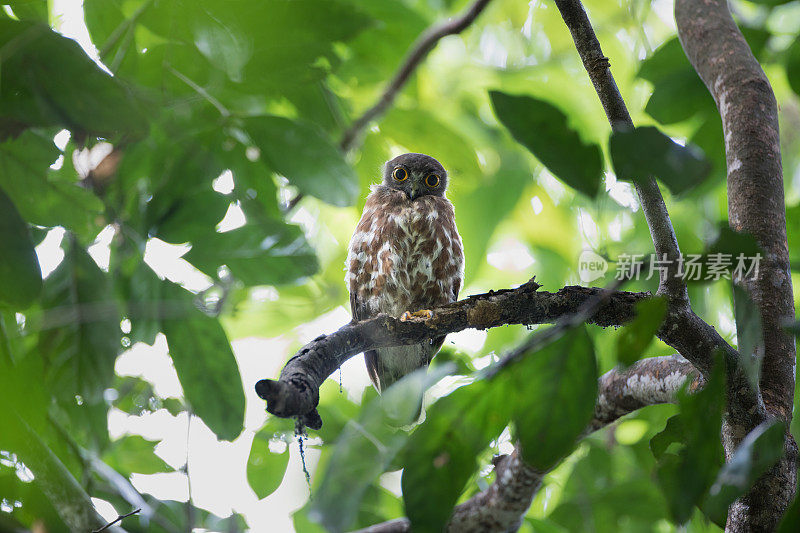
[578,250,608,283]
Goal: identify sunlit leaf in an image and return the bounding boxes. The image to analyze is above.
[401,377,507,532]
[0,19,148,137]
[489,91,603,198]
[102,435,172,476]
[245,116,359,206]
[38,241,121,403]
[185,220,319,287]
[0,132,103,235]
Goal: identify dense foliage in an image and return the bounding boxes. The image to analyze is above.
[1,0,800,531]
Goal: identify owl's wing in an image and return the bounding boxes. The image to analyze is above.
[351,291,382,389]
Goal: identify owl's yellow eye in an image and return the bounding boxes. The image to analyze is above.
[426,174,440,188]
[392,167,408,181]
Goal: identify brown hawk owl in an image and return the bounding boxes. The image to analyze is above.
[346,153,464,392]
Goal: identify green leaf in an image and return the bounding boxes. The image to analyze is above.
[0,186,42,308]
[650,415,685,461]
[703,421,785,527]
[778,486,800,532]
[655,353,725,524]
[0,412,105,531]
[185,220,319,287]
[707,226,762,258]
[616,297,667,366]
[311,366,452,532]
[401,377,508,532]
[637,38,715,126]
[787,36,800,99]
[134,0,373,90]
[509,327,598,470]
[0,132,104,234]
[153,190,230,244]
[732,285,764,390]
[247,427,290,499]
[38,241,121,403]
[0,19,148,137]
[102,435,172,476]
[402,327,596,531]
[244,116,359,206]
[610,126,711,195]
[489,91,603,198]
[6,1,50,21]
[161,283,245,441]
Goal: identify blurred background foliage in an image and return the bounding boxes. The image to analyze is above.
[0,0,799,531]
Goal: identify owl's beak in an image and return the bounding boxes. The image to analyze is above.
[408,182,421,201]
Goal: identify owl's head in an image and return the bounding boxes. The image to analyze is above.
[382,153,448,200]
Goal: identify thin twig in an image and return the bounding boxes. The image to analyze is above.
[91,508,141,533]
[284,0,495,212]
[167,65,231,118]
[339,0,493,152]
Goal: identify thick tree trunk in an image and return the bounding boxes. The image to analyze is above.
[675,1,797,530]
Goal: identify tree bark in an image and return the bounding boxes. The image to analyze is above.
[675,1,797,530]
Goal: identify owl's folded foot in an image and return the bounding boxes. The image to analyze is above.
[400,309,434,321]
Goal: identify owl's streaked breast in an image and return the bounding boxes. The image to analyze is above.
[346,186,464,318]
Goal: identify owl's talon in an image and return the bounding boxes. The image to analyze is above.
[400,309,434,321]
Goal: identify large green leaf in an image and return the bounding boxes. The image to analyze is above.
[85,0,372,95]
[152,190,230,244]
[654,354,725,524]
[38,241,121,403]
[0,19,147,137]
[401,327,597,531]
[703,421,785,527]
[489,91,603,198]
[310,366,451,532]
[509,327,598,470]
[244,116,359,206]
[637,38,714,126]
[0,186,42,308]
[610,126,711,195]
[247,423,291,500]
[185,220,319,287]
[6,1,50,21]
[0,132,104,234]
[102,435,173,476]
[161,283,245,441]
[401,377,508,532]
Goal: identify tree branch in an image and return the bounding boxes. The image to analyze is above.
[256,280,650,428]
[339,0,493,152]
[286,0,495,211]
[552,0,765,433]
[552,0,687,304]
[354,355,702,533]
[675,1,797,529]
